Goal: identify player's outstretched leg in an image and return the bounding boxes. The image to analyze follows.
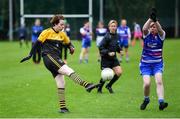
[58,65,99,92]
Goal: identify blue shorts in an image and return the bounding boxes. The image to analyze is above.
[82,39,91,48]
[139,62,164,76]
[119,39,128,48]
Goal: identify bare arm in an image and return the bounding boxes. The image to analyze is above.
[154,21,165,37]
[142,18,153,36]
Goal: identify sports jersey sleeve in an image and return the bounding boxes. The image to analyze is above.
[159,31,166,41]
[127,27,131,39]
[62,32,70,44]
[99,34,109,56]
[80,28,86,35]
[38,30,49,43]
[143,30,150,39]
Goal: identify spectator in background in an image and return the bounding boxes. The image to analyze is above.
[19,24,28,48]
[117,19,131,62]
[79,21,92,63]
[60,23,71,64]
[131,22,143,47]
[96,21,107,62]
[31,19,43,64]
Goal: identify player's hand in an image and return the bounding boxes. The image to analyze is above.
[69,47,75,55]
[20,55,32,63]
[108,52,115,56]
[150,8,157,22]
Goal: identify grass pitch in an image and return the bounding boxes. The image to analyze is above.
[0,39,180,118]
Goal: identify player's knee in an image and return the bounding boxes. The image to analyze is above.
[143,76,151,86]
[115,69,122,77]
[156,79,163,86]
[58,65,74,76]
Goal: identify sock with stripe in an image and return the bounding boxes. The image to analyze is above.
[69,72,89,87]
[58,88,67,109]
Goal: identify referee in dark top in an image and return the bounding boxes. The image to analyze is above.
[98,20,123,94]
[20,14,99,113]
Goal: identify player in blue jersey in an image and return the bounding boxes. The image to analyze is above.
[96,21,107,62]
[117,19,131,62]
[79,21,92,63]
[139,8,168,111]
[31,19,43,64]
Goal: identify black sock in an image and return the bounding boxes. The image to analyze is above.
[106,74,119,87]
[98,78,105,90]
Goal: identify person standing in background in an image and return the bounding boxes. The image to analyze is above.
[131,22,143,47]
[79,21,92,63]
[60,23,71,64]
[117,19,131,62]
[96,21,107,62]
[19,24,28,48]
[31,19,43,64]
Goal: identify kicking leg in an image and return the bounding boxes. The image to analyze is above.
[58,65,98,92]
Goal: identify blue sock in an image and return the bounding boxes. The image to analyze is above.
[144,96,150,102]
[158,99,164,104]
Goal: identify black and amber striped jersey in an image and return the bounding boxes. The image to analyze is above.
[38,28,70,56]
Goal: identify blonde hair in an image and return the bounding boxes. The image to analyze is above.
[108,20,118,26]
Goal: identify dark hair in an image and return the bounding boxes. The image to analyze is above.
[50,15,64,26]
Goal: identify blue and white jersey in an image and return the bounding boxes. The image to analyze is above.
[117,26,131,41]
[31,25,43,43]
[80,27,91,41]
[96,28,107,47]
[96,28,107,37]
[141,32,165,63]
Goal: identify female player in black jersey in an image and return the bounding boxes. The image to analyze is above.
[97,20,123,93]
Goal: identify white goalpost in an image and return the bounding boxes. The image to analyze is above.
[20,0,93,33]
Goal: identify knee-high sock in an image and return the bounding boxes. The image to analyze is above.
[107,75,119,87]
[69,72,89,87]
[58,88,66,109]
[98,78,105,90]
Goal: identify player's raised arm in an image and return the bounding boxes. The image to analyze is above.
[155,21,165,37]
[142,19,152,36]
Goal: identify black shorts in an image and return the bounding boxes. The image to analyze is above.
[101,58,120,70]
[43,54,65,78]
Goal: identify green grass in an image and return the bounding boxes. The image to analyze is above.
[0,39,180,118]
